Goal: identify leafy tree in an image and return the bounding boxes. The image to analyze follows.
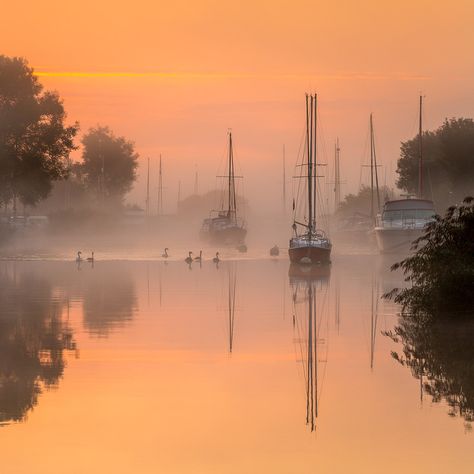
[397,118,474,206]
[81,126,138,205]
[178,189,248,218]
[0,55,78,211]
[386,197,474,317]
[336,185,393,218]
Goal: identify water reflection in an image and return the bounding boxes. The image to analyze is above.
[0,265,77,425]
[387,316,474,428]
[370,278,379,370]
[1,258,473,473]
[290,264,330,432]
[82,265,137,337]
[227,263,237,353]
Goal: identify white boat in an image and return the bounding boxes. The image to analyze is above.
[374,198,435,253]
[375,96,435,254]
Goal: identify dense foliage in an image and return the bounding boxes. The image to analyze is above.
[337,185,393,218]
[81,126,138,205]
[387,197,474,317]
[397,118,474,205]
[0,55,78,209]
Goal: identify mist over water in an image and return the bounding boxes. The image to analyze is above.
[0,255,472,473]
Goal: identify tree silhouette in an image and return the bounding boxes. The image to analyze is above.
[0,55,78,211]
[397,118,474,206]
[337,185,393,218]
[81,126,138,206]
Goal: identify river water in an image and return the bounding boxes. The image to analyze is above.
[0,254,472,473]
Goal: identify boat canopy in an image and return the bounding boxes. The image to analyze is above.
[382,199,434,211]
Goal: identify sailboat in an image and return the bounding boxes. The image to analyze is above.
[334,115,380,237]
[200,132,247,245]
[374,96,435,253]
[289,94,332,265]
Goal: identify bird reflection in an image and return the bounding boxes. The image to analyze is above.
[386,315,474,428]
[0,264,77,426]
[290,264,330,432]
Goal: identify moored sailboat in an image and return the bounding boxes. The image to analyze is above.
[289,94,332,265]
[200,132,247,245]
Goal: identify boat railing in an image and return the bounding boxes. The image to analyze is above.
[377,215,433,229]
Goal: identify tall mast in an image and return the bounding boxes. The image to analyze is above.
[177,180,181,210]
[227,132,237,219]
[313,94,318,231]
[334,138,341,212]
[282,144,286,214]
[157,154,163,216]
[418,95,423,198]
[306,95,313,235]
[146,157,150,217]
[370,114,375,220]
[369,115,381,219]
[373,121,381,213]
[194,165,199,195]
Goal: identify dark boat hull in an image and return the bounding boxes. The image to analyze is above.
[288,245,331,264]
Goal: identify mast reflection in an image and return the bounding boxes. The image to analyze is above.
[370,277,379,370]
[289,263,330,432]
[222,262,238,354]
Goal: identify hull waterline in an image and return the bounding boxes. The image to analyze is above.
[374,227,424,254]
[288,245,331,264]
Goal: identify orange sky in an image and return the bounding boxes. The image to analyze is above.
[2,0,474,211]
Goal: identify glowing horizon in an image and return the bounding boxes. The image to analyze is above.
[35,70,431,81]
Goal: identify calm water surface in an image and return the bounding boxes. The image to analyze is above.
[0,256,472,473]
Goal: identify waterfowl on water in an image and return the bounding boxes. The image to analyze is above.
[76,251,82,262]
[194,250,202,262]
[162,248,169,258]
[185,251,193,264]
[86,251,94,262]
[270,245,279,256]
[213,252,220,263]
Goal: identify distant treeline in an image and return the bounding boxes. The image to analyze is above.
[2,54,474,220]
[338,117,474,216]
